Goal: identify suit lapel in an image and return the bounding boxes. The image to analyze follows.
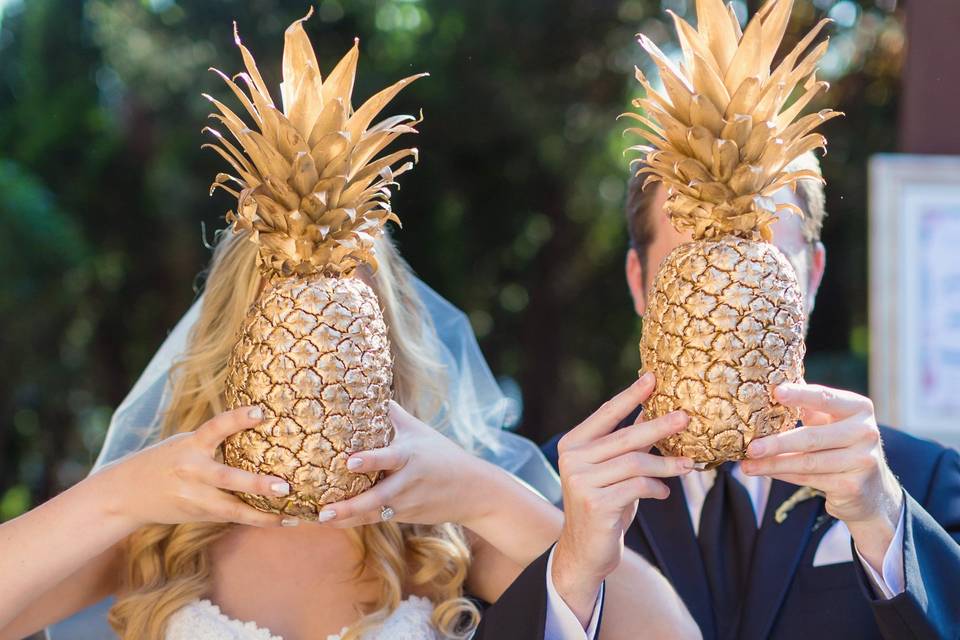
[634,475,716,640]
[738,479,826,640]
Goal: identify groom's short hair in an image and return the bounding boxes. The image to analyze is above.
[625,151,828,269]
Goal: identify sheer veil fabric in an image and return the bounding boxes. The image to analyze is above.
[48,276,560,639]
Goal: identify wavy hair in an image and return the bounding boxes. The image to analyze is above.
[108,230,480,639]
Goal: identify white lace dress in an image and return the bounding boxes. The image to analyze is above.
[165,595,440,640]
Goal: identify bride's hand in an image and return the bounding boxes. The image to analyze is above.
[318,401,493,528]
[96,406,295,528]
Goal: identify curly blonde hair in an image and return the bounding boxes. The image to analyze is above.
[108,230,480,639]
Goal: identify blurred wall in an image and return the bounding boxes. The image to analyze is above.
[900,0,960,154]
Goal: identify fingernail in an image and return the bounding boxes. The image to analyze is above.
[270,481,290,497]
[317,509,337,523]
[670,411,688,425]
[248,406,264,420]
[637,371,654,385]
[748,441,766,457]
[347,457,363,471]
[281,518,300,527]
[741,462,755,475]
[679,458,695,471]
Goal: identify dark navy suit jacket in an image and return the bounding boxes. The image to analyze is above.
[475,546,565,640]
[543,425,960,640]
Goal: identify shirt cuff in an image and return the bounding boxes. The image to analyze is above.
[854,501,906,599]
[544,546,604,640]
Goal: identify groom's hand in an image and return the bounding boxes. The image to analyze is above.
[741,383,903,572]
[552,372,693,626]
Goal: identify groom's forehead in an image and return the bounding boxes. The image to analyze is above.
[645,184,809,253]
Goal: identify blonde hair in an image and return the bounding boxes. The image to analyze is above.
[108,230,480,639]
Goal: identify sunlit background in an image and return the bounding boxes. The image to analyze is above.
[0,0,909,518]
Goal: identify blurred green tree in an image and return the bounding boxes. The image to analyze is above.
[0,0,904,513]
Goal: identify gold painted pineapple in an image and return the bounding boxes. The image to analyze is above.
[203,10,425,518]
[623,0,841,466]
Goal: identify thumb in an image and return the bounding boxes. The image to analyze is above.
[388,400,421,431]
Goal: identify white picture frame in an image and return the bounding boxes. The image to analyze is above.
[869,154,960,449]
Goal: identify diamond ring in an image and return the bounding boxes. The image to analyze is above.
[379,505,395,522]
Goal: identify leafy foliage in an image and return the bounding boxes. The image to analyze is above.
[0,0,903,513]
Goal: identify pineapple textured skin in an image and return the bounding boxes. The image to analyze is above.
[224,276,392,519]
[622,0,838,464]
[203,11,423,517]
[640,238,804,465]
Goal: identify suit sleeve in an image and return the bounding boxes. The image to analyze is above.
[857,447,960,639]
[473,548,552,640]
[542,433,562,472]
[473,546,604,640]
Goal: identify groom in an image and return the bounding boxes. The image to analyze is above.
[545,154,960,640]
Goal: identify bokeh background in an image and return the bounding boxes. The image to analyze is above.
[0,0,916,518]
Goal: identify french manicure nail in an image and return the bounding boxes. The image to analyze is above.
[248,406,264,420]
[347,457,363,471]
[281,518,300,527]
[270,481,290,497]
[317,509,337,523]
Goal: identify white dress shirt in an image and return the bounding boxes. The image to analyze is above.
[680,464,906,598]
[544,546,605,640]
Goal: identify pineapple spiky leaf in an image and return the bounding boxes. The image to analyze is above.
[623,0,842,241]
[204,11,427,277]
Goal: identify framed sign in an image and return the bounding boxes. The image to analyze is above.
[870,154,960,449]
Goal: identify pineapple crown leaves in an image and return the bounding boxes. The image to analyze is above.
[620,0,843,242]
[202,7,428,277]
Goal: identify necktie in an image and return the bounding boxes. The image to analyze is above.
[698,464,758,640]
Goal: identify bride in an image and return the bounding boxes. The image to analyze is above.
[0,230,698,640]
[0,9,700,637]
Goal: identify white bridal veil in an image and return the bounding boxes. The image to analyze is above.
[47,275,560,639]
